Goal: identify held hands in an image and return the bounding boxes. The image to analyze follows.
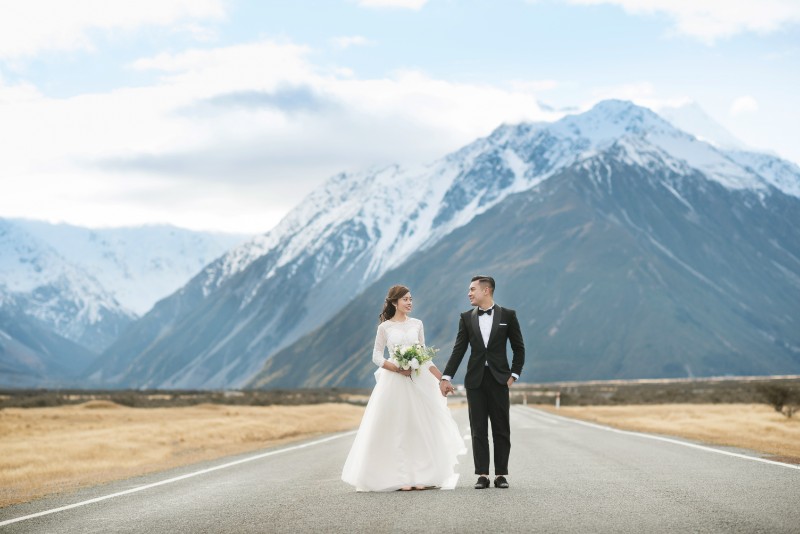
[439,379,455,397]
[397,368,413,377]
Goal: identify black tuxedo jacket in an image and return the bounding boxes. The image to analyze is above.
[442,305,525,389]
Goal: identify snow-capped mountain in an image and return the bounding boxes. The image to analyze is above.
[11,220,248,315]
[251,103,800,388]
[724,150,800,198]
[89,100,800,389]
[182,100,798,301]
[0,219,135,354]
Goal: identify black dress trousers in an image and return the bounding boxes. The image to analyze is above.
[466,366,511,475]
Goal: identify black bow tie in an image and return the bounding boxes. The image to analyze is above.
[478,307,493,316]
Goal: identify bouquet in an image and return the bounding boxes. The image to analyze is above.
[391,344,438,376]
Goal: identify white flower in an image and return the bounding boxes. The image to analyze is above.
[402,362,411,370]
[409,359,420,370]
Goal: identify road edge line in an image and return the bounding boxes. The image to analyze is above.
[517,406,800,471]
[0,431,357,527]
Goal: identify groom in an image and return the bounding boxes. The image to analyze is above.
[440,275,525,489]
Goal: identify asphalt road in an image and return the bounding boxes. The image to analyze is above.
[2,405,799,533]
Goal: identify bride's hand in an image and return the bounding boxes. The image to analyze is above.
[398,368,412,377]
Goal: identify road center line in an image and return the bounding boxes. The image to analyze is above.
[0,431,357,528]
[518,406,800,471]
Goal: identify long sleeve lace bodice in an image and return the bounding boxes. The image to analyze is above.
[372,318,425,367]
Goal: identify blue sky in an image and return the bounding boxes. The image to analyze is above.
[1,0,798,233]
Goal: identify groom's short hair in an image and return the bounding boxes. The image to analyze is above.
[472,275,495,294]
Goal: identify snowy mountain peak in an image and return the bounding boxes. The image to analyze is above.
[13,220,248,315]
[0,219,136,352]
[579,99,660,127]
[519,100,795,196]
[1,220,114,304]
[554,100,688,149]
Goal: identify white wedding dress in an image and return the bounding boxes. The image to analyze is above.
[342,317,465,492]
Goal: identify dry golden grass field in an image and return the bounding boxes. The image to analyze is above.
[536,403,800,463]
[0,401,365,507]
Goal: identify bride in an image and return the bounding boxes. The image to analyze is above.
[342,285,465,491]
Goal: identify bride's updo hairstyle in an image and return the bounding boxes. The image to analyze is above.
[379,285,410,323]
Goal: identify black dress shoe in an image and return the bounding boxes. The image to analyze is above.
[494,476,509,488]
[474,476,490,489]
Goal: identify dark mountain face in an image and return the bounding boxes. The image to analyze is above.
[82,271,209,386]
[248,148,800,389]
[86,219,378,388]
[0,306,97,387]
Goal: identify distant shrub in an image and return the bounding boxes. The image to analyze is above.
[109,392,143,407]
[3,379,798,412]
[757,384,798,418]
[16,395,64,408]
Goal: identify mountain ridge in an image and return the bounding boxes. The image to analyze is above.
[86,100,800,389]
[249,143,800,387]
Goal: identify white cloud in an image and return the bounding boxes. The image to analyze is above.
[730,96,759,116]
[0,0,225,59]
[0,40,561,234]
[331,35,373,49]
[587,81,691,110]
[0,73,42,104]
[356,0,428,10]
[585,80,719,118]
[568,0,800,43]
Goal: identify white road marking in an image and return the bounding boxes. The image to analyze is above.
[0,431,357,528]
[520,406,800,471]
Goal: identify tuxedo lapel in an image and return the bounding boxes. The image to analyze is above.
[470,308,480,344]
[487,305,502,347]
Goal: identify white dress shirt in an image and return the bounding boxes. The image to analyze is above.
[478,306,493,347]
